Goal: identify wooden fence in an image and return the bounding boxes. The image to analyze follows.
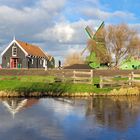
[53,70,140,86]
[99,76,130,88]
[73,70,93,84]
[129,72,140,86]
[54,70,93,84]
[99,72,140,88]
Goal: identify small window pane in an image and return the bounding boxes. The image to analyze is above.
[12,46,17,56]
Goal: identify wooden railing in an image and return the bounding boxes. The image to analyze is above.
[99,76,129,88]
[129,72,140,86]
[73,70,93,84]
[54,70,93,84]
[99,72,140,88]
[54,70,140,86]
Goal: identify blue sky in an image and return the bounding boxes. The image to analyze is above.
[0,0,140,64]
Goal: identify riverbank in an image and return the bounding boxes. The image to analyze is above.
[0,87,139,97]
[0,75,140,97]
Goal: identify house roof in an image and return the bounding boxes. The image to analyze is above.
[1,39,54,60]
[16,40,47,58]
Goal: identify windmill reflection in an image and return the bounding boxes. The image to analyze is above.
[1,98,39,118]
[86,96,140,130]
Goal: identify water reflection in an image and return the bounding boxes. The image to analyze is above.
[88,97,140,131]
[1,98,38,118]
[0,97,140,140]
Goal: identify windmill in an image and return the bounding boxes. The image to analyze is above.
[82,22,109,68]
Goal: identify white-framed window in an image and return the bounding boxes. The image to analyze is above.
[12,46,17,56]
[40,59,42,65]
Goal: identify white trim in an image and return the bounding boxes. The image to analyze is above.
[1,40,15,56]
[1,39,28,56]
[45,52,50,60]
[49,56,53,61]
[45,51,53,61]
[15,40,28,56]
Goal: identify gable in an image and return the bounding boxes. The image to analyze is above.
[1,40,28,57]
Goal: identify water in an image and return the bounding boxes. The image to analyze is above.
[0,97,140,140]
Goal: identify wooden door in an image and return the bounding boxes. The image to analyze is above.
[10,58,18,68]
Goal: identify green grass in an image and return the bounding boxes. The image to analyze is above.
[0,75,113,95]
[93,77,100,84]
[0,75,54,83]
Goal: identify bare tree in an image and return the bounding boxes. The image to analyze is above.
[64,52,84,66]
[105,24,140,67]
[128,37,140,58]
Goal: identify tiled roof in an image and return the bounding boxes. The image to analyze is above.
[16,40,47,58]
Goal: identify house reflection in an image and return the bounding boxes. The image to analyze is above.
[1,98,39,118]
[86,96,140,130]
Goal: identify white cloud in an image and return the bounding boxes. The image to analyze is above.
[34,19,101,63]
[129,23,140,31]
[36,23,75,43]
[83,0,99,5]
[39,0,66,11]
[81,7,136,21]
[35,19,100,43]
[0,0,66,37]
[0,0,139,64]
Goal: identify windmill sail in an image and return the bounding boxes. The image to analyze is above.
[81,26,94,55]
[85,26,94,39]
[94,21,105,40]
[81,47,88,55]
[82,22,104,55]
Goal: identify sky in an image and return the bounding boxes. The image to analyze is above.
[0,0,140,64]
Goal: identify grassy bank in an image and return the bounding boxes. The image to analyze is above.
[0,75,139,97]
[0,75,112,96]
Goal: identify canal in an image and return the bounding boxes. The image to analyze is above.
[0,96,140,140]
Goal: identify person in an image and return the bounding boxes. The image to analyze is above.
[58,60,61,69]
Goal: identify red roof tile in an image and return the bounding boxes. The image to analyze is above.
[16,40,47,58]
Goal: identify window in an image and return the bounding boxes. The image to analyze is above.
[40,59,42,65]
[12,46,17,56]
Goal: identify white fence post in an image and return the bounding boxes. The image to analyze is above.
[90,70,93,84]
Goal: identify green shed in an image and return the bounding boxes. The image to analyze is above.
[120,58,140,70]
